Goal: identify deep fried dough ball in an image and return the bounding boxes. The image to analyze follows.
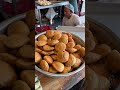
[78,47,85,57]
[55,42,66,51]
[25,10,35,30]
[38,35,47,41]
[57,51,69,63]
[43,45,54,51]
[62,66,71,73]
[66,42,75,49]
[72,58,82,68]
[44,56,53,64]
[39,60,49,71]
[12,80,31,90]
[4,35,29,49]
[36,40,47,46]
[35,52,42,63]
[7,20,30,36]
[20,70,35,89]
[65,54,76,67]
[47,39,59,46]
[105,50,120,72]
[59,34,68,44]
[46,30,54,38]
[52,30,62,40]
[85,52,101,64]
[0,60,17,88]
[48,66,57,73]
[93,44,111,57]
[52,61,64,72]
[19,45,34,59]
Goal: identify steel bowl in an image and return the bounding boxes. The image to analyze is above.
[0,13,26,33]
[0,14,85,78]
[35,31,85,78]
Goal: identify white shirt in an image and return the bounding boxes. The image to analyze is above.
[62,13,81,26]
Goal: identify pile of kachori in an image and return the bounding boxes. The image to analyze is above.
[35,30,85,74]
[0,10,35,90]
[85,20,120,89]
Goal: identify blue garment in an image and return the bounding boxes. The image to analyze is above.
[69,0,78,12]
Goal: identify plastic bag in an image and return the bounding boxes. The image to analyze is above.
[35,8,39,20]
[45,8,57,24]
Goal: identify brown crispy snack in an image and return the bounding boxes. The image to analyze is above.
[48,66,57,73]
[16,59,34,70]
[72,53,80,59]
[35,48,42,53]
[43,45,54,51]
[0,60,17,88]
[62,66,71,74]
[46,30,54,38]
[66,42,75,49]
[20,70,35,89]
[85,52,102,64]
[0,53,17,65]
[25,10,35,30]
[38,34,47,41]
[52,61,64,72]
[12,80,31,90]
[74,44,81,50]
[78,47,85,57]
[68,37,74,42]
[89,63,109,77]
[57,51,69,63]
[72,58,82,68]
[64,32,72,37]
[7,20,30,36]
[52,30,62,40]
[59,34,68,44]
[44,56,53,64]
[93,44,111,57]
[36,40,47,47]
[55,42,66,51]
[105,50,120,72]
[19,45,34,59]
[35,52,42,63]
[4,35,30,49]
[47,39,59,46]
[39,60,49,71]
[41,51,54,56]
[67,48,77,53]
[65,54,76,67]
[51,55,57,61]
[86,66,110,90]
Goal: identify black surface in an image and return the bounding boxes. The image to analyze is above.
[0,13,5,23]
[70,78,85,90]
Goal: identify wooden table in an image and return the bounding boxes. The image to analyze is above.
[36,68,85,90]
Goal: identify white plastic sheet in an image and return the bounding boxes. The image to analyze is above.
[45,8,57,24]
